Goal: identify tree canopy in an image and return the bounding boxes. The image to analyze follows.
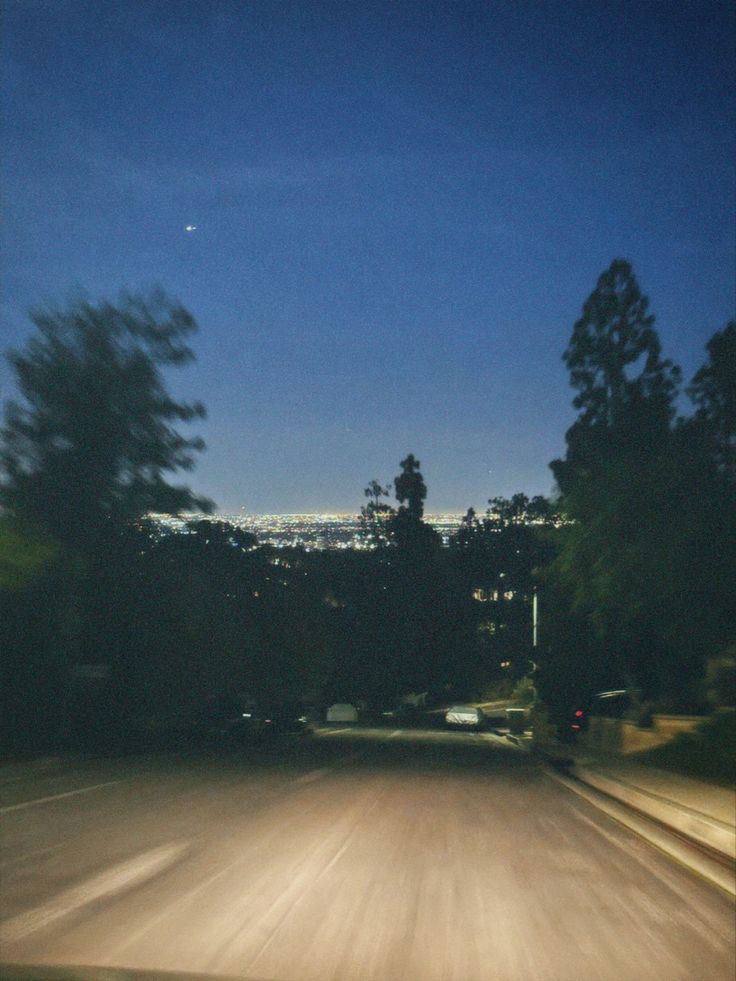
[358,479,394,548]
[393,453,427,520]
[553,260,681,500]
[545,260,733,710]
[686,320,736,481]
[1,290,213,548]
[388,454,439,552]
[562,259,680,431]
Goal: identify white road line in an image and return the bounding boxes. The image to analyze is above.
[389,730,402,738]
[294,767,332,784]
[317,727,351,735]
[0,780,122,814]
[0,841,188,943]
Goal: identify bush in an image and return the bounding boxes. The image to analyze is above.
[635,710,736,785]
[529,703,557,747]
[511,676,537,707]
[705,655,736,708]
[624,699,655,728]
[478,679,515,701]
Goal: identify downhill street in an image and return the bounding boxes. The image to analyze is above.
[1,728,734,981]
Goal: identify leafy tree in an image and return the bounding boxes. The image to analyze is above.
[393,453,427,519]
[546,260,729,706]
[358,456,439,552]
[553,260,681,531]
[349,458,474,701]
[185,518,258,552]
[0,562,70,751]
[551,260,681,529]
[358,479,394,548]
[449,494,558,684]
[559,258,680,449]
[388,454,440,552]
[450,494,558,577]
[1,289,213,550]
[488,493,555,525]
[672,323,736,700]
[687,320,736,481]
[0,514,56,590]
[452,507,478,550]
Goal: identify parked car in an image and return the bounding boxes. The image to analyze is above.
[445,705,484,728]
[326,703,359,723]
[561,688,639,740]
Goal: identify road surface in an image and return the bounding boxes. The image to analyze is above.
[1,727,734,980]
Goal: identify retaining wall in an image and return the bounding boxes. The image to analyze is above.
[585,714,702,755]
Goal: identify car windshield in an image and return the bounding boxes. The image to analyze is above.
[1,3,734,980]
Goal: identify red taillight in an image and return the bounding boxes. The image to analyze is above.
[574,710,583,717]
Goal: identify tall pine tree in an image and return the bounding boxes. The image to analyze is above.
[549,260,694,703]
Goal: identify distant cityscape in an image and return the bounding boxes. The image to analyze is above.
[154,512,466,549]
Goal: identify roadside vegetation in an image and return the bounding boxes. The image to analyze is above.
[1,264,733,759]
[632,712,736,787]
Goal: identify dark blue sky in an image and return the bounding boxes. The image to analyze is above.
[2,0,734,512]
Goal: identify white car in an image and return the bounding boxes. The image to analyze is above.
[326,703,359,723]
[445,705,484,727]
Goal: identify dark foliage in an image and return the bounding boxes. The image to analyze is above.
[1,289,213,550]
[542,260,735,719]
[449,494,559,685]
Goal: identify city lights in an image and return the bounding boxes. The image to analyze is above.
[152,512,464,550]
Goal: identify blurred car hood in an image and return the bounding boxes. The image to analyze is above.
[0,966,285,981]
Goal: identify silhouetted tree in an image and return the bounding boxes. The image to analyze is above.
[0,514,56,590]
[449,494,559,684]
[687,320,736,481]
[559,258,680,452]
[0,289,215,750]
[670,324,736,699]
[0,516,62,751]
[350,458,475,701]
[546,260,725,706]
[1,289,213,550]
[185,518,258,552]
[393,453,427,519]
[388,454,440,552]
[358,479,394,548]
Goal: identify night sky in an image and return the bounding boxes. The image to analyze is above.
[2,0,734,513]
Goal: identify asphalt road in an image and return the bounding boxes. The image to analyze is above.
[1,727,734,981]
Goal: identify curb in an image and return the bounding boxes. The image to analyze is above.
[505,734,532,748]
[571,762,736,862]
[545,765,735,897]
